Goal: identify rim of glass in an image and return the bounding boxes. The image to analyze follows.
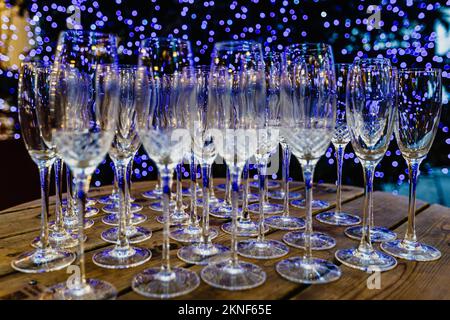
[140,36,191,47]
[353,57,391,65]
[213,40,262,51]
[58,29,117,41]
[398,68,441,74]
[21,61,52,70]
[287,42,332,52]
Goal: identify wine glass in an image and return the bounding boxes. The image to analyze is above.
[92,65,152,268]
[263,51,306,231]
[177,65,229,264]
[131,37,200,298]
[11,62,76,273]
[200,40,267,290]
[344,61,397,243]
[40,30,119,300]
[236,51,289,259]
[277,43,341,284]
[335,58,398,272]
[27,63,78,250]
[316,63,362,226]
[381,68,442,261]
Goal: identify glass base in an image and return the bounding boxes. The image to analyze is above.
[345,225,397,243]
[291,199,330,210]
[101,226,152,244]
[267,190,302,200]
[264,215,306,231]
[195,198,224,208]
[237,239,289,259]
[380,239,441,262]
[182,187,202,197]
[276,256,341,284]
[201,261,266,291]
[11,248,76,273]
[215,183,243,192]
[335,247,397,272]
[84,207,99,218]
[149,200,185,212]
[97,194,116,205]
[41,279,117,300]
[177,243,230,265]
[316,211,361,226]
[209,204,242,219]
[92,246,151,269]
[102,203,143,214]
[221,219,267,237]
[283,231,336,250]
[62,198,97,207]
[156,213,198,226]
[247,202,284,215]
[102,213,147,226]
[237,192,259,203]
[132,267,200,299]
[60,218,94,231]
[169,225,218,243]
[31,230,79,249]
[249,180,280,189]
[142,189,162,200]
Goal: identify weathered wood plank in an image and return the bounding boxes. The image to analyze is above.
[290,203,449,300]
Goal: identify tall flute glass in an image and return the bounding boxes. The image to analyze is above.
[177,65,229,264]
[30,64,78,249]
[236,51,289,259]
[200,40,267,290]
[276,43,341,284]
[41,30,119,300]
[131,37,200,298]
[92,65,152,268]
[264,51,305,231]
[316,63,362,226]
[381,68,442,261]
[12,62,76,273]
[335,58,398,272]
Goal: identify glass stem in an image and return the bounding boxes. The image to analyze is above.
[358,160,379,253]
[281,143,291,217]
[115,158,132,251]
[190,152,198,227]
[257,157,268,242]
[301,161,316,260]
[230,165,243,268]
[334,143,346,214]
[209,168,216,200]
[126,155,135,227]
[53,157,64,232]
[65,167,77,224]
[241,161,251,222]
[38,159,54,250]
[201,163,212,245]
[160,167,174,274]
[225,167,231,205]
[404,158,422,242]
[73,170,92,289]
[111,162,119,200]
[175,163,183,212]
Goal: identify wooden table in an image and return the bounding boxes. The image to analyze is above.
[0,179,448,300]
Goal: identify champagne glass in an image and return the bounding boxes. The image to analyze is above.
[277,43,341,284]
[142,171,163,199]
[209,167,234,218]
[263,51,306,231]
[316,63,362,226]
[41,30,119,300]
[335,58,398,272]
[200,40,266,290]
[12,62,76,273]
[236,51,289,259]
[29,64,78,249]
[177,65,229,264]
[93,65,152,268]
[131,37,200,298]
[381,68,442,261]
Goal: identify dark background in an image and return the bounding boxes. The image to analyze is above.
[0,0,448,210]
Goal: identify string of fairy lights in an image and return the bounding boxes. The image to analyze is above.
[0,0,448,197]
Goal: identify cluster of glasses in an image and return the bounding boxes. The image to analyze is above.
[12,30,442,299]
